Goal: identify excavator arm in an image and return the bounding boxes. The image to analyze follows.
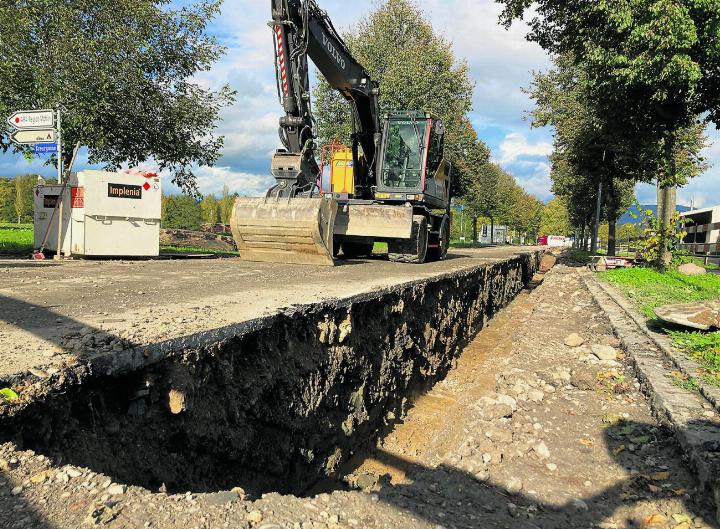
[230,0,381,265]
[270,0,380,198]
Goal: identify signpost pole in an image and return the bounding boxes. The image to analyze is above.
[55,108,64,260]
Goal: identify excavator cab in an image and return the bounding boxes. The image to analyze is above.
[374,112,451,210]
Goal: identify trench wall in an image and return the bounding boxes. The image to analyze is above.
[1,251,541,496]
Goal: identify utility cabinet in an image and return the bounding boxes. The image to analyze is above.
[34,170,162,257]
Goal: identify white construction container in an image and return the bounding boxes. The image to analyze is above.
[34,170,161,257]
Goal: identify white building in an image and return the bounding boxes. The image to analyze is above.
[680,205,720,255]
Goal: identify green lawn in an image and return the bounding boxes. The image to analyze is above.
[600,267,720,388]
[0,225,34,255]
[160,246,239,256]
[600,267,720,319]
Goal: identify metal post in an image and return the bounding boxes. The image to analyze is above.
[55,108,63,260]
[591,180,603,254]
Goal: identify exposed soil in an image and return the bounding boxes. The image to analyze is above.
[0,246,537,380]
[0,262,717,529]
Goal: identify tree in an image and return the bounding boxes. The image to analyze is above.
[200,195,220,225]
[0,178,15,223]
[498,0,720,266]
[540,198,570,237]
[13,175,35,224]
[527,55,704,255]
[0,0,235,192]
[312,0,475,197]
[163,195,202,231]
[219,184,236,225]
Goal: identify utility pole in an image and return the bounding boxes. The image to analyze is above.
[54,107,64,260]
[591,150,606,255]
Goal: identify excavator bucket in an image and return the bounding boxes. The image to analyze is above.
[230,196,338,266]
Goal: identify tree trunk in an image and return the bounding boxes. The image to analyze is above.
[607,177,617,256]
[656,134,678,268]
[608,222,617,256]
[490,217,494,244]
[472,217,478,244]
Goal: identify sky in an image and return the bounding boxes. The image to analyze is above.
[2,0,719,208]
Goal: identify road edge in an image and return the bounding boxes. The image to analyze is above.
[582,271,720,524]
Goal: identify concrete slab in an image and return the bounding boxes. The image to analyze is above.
[0,247,540,380]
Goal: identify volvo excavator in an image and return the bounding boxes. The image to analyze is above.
[230,0,452,265]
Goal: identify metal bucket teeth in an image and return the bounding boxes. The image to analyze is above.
[230,197,338,266]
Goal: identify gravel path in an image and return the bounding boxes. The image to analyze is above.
[0,262,717,529]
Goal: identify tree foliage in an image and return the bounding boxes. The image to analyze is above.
[200,195,220,225]
[499,0,720,263]
[312,0,475,196]
[540,197,571,236]
[0,0,235,192]
[13,175,35,224]
[162,195,203,231]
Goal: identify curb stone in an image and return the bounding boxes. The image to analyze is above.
[581,271,720,524]
[590,275,720,414]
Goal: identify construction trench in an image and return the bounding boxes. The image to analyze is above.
[0,250,542,500]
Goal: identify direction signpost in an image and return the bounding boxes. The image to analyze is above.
[7,108,64,258]
[6,110,55,130]
[10,129,56,144]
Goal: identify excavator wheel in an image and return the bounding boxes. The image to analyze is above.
[388,215,428,264]
[427,215,450,262]
[340,241,374,259]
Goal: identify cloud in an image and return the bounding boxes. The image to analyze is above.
[4,0,720,208]
[497,132,553,165]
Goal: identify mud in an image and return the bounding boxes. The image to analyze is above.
[0,252,540,498]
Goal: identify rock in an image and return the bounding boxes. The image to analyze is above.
[570,371,596,391]
[355,472,378,490]
[571,498,589,512]
[168,389,186,415]
[546,463,557,472]
[655,301,720,331]
[481,403,515,421]
[564,333,585,347]
[231,486,247,500]
[66,467,82,479]
[507,502,519,517]
[11,486,22,496]
[533,441,551,460]
[247,511,264,524]
[475,471,490,482]
[107,484,126,495]
[505,476,523,495]
[527,389,544,403]
[205,491,239,505]
[496,394,518,412]
[591,344,617,362]
[678,263,706,276]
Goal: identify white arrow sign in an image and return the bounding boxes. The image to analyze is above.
[7,110,55,130]
[10,129,57,145]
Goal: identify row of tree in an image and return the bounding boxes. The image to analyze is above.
[0,175,38,224]
[497,0,720,264]
[161,186,237,231]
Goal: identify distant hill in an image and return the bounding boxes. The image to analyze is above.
[618,204,691,225]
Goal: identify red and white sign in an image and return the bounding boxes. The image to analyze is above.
[71,187,85,208]
[7,110,54,130]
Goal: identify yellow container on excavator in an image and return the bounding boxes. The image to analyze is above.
[330,148,354,195]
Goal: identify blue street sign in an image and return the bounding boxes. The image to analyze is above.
[33,143,58,154]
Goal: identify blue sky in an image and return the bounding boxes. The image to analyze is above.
[2,0,719,208]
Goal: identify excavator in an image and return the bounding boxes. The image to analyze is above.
[230,0,452,265]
